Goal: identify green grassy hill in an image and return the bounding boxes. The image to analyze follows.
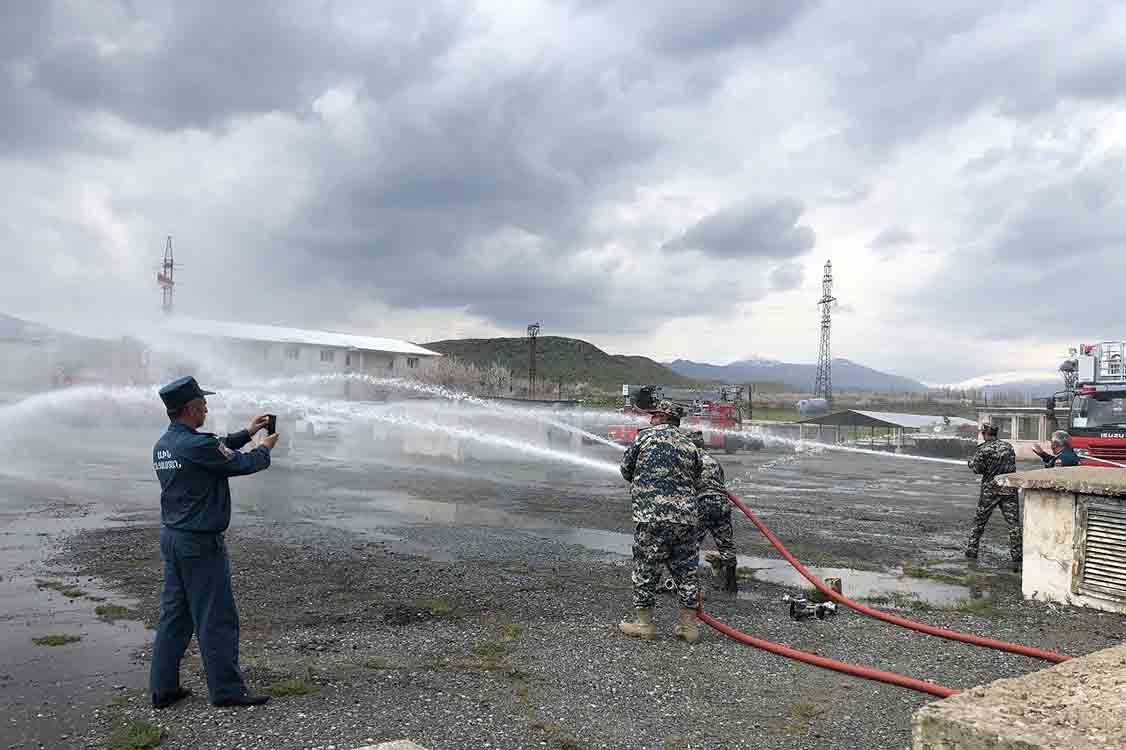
[423,336,698,390]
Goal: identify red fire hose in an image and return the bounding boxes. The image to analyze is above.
[719,489,1070,664]
[696,610,957,699]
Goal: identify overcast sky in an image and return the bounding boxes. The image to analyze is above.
[3,1,1125,383]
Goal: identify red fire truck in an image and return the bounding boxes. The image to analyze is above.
[608,384,760,453]
[1057,342,1126,467]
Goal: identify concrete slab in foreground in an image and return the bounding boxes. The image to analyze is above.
[353,742,428,750]
[913,643,1126,749]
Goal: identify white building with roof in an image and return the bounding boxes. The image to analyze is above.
[152,316,441,385]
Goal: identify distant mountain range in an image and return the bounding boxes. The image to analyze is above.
[929,371,1065,398]
[664,357,930,393]
[425,337,937,393]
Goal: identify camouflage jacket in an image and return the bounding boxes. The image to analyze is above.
[620,423,703,525]
[968,438,1018,496]
[697,451,730,513]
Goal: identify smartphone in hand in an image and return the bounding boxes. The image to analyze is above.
[266,414,277,435]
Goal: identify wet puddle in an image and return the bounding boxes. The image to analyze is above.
[0,508,151,749]
[553,527,983,605]
[308,489,986,607]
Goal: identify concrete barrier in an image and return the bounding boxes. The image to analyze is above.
[999,467,1126,614]
[913,643,1126,749]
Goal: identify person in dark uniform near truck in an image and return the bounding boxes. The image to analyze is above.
[964,421,1022,572]
[150,376,278,709]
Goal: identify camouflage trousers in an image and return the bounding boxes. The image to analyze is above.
[695,498,736,565]
[632,522,699,610]
[965,490,1021,562]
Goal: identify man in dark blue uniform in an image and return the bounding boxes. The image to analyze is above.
[150,376,277,709]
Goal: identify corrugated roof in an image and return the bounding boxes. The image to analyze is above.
[852,411,977,429]
[798,409,977,430]
[160,317,442,357]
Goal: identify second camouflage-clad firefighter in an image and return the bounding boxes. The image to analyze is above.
[691,431,738,593]
[619,399,704,642]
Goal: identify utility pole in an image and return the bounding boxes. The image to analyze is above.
[157,235,178,315]
[813,260,836,409]
[527,322,541,400]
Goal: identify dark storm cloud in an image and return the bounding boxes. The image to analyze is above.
[0,3,89,154]
[768,262,804,291]
[815,4,1126,151]
[989,154,1126,263]
[270,60,678,330]
[869,226,915,252]
[639,0,816,58]
[30,1,463,132]
[663,198,816,259]
[897,149,1126,340]
[570,0,813,57]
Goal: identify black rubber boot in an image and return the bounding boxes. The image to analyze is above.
[723,563,738,593]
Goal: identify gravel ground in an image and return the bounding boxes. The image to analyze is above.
[55,515,1123,750]
[6,431,1125,749]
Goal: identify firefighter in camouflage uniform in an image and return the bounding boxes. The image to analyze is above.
[965,421,1022,571]
[690,431,738,593]
[619,399,704,642]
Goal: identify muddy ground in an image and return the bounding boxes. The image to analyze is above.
[2,428,1124,750]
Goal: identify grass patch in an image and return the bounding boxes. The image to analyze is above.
[782,701,824,735]
[363,655,506,674]
[473,639,507,659]
[941,597,996,616]
[108,719,163,750]
[267,678,318,698]
[414,598,455,617]
[32,633,82,646]
[363,657,392,670]
[35,579,85,598]
[863,592,933,611]
[900,563,996,591]
[96,604,133,622]
[901,563,970,586]
[498,623,522,642]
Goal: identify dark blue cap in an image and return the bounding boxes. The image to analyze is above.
[159,376,215,411]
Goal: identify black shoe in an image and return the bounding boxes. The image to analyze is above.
[153,688,192,709]
[212,693,270,708]
[964,550,978,560]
